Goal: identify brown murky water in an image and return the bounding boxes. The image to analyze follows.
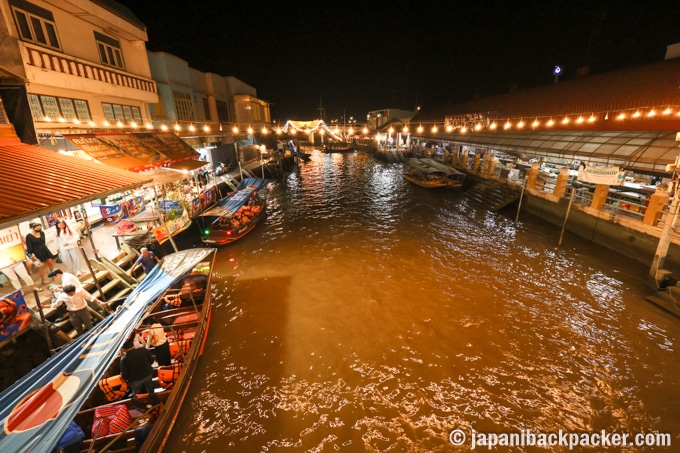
[167,151,680,452]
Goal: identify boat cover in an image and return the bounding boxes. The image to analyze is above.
[0,248,214,453]
[200,177,268,218]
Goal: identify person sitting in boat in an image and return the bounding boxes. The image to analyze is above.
[143,315,171,367]
[162,274,207,309]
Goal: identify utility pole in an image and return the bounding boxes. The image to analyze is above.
[317,96,325,121]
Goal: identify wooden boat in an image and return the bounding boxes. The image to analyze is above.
[322,142,356,153]
[199,177,268,246]
[0,247,217,453]
[403,158,466,189]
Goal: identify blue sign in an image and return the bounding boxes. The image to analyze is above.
[553,65,563,76]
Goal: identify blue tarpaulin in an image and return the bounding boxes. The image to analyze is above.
[200,178,268,218]
[0,248,214,453]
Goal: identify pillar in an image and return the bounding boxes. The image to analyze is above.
[526,162,539,189]
[591,184,610,209]
[473,154,481,173]
[483,155,496,177]
[643,184,670,226]
[553,167,570,198]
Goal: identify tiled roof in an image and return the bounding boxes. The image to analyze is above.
[0,136,151,228]
[415,57,680,129]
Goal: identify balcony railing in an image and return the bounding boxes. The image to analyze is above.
[23,44,156,94]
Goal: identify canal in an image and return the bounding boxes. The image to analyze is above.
[167,151,680,451]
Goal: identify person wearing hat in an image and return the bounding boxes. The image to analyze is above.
[127,247,160,278]
[42,284,105,336]
[48,269,82,292]
[25,221,57,285]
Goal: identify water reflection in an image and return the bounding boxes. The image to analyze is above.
[168,151,680,452]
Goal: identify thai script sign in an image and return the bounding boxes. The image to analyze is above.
[0,226,25,269]
[577,165,625,185]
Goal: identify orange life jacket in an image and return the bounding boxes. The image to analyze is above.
[157,362,183,389]
[98,375,128,402]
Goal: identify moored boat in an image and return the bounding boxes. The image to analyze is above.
[199,177,268,245]
[403,157,466,189]
[0,247,217,453]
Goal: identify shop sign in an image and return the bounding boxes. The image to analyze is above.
[0,226,25,269]
[577,165,625,185]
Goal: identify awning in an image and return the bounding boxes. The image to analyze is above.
[137,167,188,185]
[63,132,200,172]
[417,130,680,174]
[0,138,152,229]
[166,159,208,171]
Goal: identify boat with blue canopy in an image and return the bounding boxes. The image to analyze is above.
[0,247,216,453]
[199,177,268,245]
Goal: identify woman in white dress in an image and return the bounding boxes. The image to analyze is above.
[55,219,82,276]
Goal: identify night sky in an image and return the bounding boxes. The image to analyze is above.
[115,0,680,122]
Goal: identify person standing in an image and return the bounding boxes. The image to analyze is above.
[1,261,43,293]
[25,221,57,285]
[121,334,159,409]
[144,316,171,366]
[42,284,105,336]
[55,220,82,276]
[127,247,160,278]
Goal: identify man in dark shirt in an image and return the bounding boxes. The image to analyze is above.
[120,335,158,408]
[127,247,160,278]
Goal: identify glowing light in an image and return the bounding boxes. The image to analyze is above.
[460,126,467,133]
[73,118,80,124]
[647,109,656,117]
[362,127,368,134]
[504,121,511,130]
[587,114,596,123]
[247,126,254,134]
[446,125,453,132]
[117,120,125,127]
[290,128,296,135]
[402,126,408,133]
[261,127,268,134]
[489,122,497,130]
[43,116,51,122]
[88,121,96,126]
[348,127,354,135]
[531,119,539,128]
[160,124,168,131]
[103,121,110,127]
[276,127,282,134]
[632,111,641,118]
[174,123,181,131]
[616,113,626,120]
[188,124,195,132]
[431,125,438,133]
[576,116,584,124]
[561,116,570,124]
[546,118,554,127]
[203,125,210,132]
[517,120,525,129]
[58,117,65,123]
[232,126,239,133]
[474,123,482,131]
[417,124,423,133]
[131,121,138,128]
[389,127,394,134]
[663,107,672,115]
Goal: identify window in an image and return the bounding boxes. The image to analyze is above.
[173,90,194,122]
[202,98,211,121]
[94,31,124,69]
[102,102,143,124]
[10,0,60,50]
[28,94,91,122]
[216,100,229,123]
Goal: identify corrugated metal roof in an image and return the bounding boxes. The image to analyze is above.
[415,130,679,174]
[0,140,152,228]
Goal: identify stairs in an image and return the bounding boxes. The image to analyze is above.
[464,179,523,211]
